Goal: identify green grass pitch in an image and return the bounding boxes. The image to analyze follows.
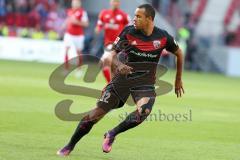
[0,60,240,160]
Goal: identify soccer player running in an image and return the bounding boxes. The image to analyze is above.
[95,0,130,83]
[57,4,184,156]
[63,0,89,76]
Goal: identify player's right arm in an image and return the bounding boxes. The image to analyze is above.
[95,10,105,35]
[111,26,133,75]
[111,50,132,75]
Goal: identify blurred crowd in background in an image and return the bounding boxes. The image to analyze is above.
[0,0,71,39]
[0,0,239,44]
[0,0,239,72]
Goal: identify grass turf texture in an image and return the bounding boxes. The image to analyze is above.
[0,60,240,160]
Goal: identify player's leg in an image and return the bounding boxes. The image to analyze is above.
[76,49,83,67]
[108,97,155,133]
[64,47,70,70]
[100,44,114,83]
[57,84,123,156]
[57,106,109,156]
[63,33,71,70]
[102,87,156,153]
[67,107,108,149]
[74,35,85,77]
[75,35,84,67]
[101,55,112,83]
[75,49,83,77]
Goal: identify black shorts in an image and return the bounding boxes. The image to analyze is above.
[97,83,156,112]
[97,63,157,111]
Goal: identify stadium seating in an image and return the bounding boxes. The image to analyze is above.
[224,0,240,46]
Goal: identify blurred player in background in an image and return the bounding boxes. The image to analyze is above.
[63,0,89,76]
[95,0,130,83]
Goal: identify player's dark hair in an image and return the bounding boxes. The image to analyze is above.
[137,4,155,21]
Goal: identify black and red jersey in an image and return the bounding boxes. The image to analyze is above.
[113,25,179,63]
[110,25,179,91]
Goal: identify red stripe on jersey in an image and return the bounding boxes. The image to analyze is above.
[126,34,167,51]
[160,37,167,48]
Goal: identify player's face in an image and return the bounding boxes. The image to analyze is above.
[110,0,120,10]
[72,0,81,9]
[133,8,149,30]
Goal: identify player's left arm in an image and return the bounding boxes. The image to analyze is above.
[172,48,185,98]
[111,26,133,75]
[165,32,185,98]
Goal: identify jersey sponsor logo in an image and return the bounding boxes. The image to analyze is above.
[116,14,123,21]
[130,50,158,58]
[153,40,161,49]
[105,21,119,29]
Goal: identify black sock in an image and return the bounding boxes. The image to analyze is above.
[109,110,148,136]
[67,115,95,150]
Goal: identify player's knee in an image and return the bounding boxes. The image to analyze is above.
[138,107,151,117]
[81,111,104,125]
[87,114,100,123]
[144,108,151,115]
[91,110,107,123]
[138,98,155,117]
[102,58,111,66]
[81,115,100,125]
[91,116,102,123]
[79,115,94,130]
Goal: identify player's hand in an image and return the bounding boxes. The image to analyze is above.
[175,78,184,98]
[117,64,133,75]
[69,16,79,24]
[95,27,101,35]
